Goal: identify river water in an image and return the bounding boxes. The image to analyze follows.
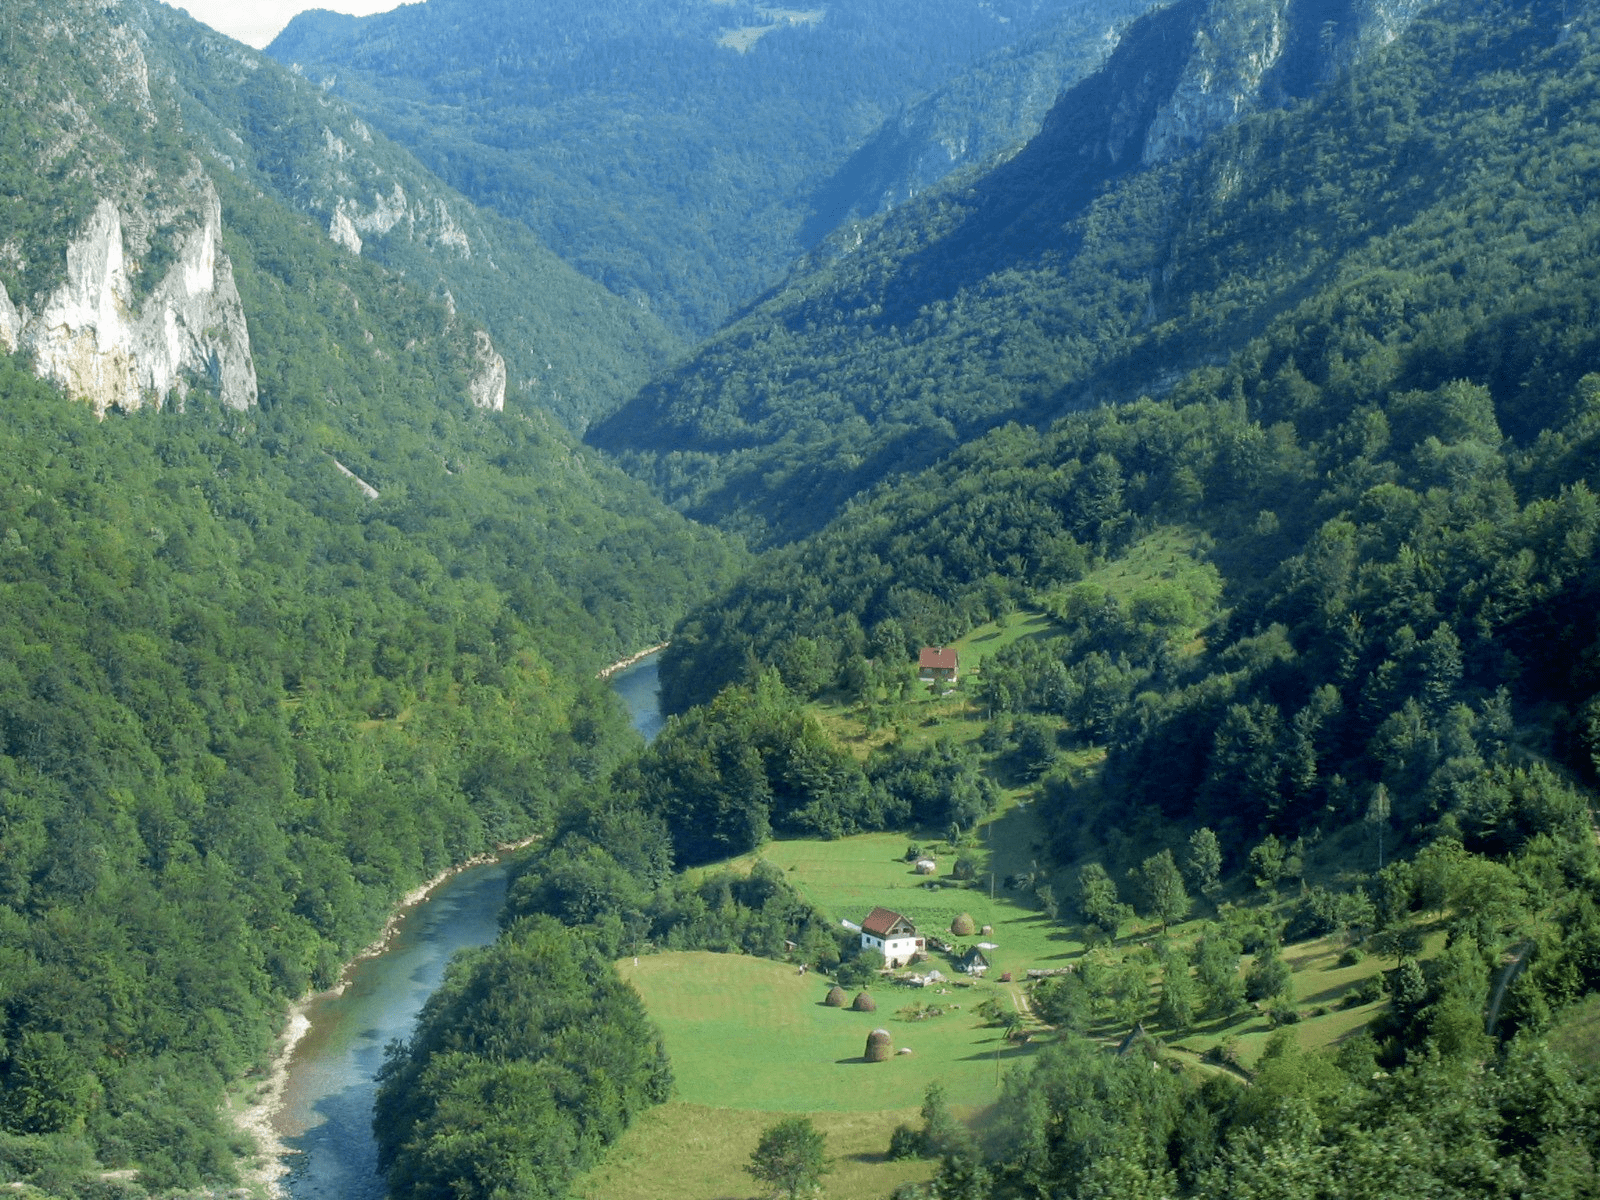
[275,651,664,1198]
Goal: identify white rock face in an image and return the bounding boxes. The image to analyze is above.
[1142,0,1428,166]
[5,186,256,414]
[327,183,473,259]
[469,330,506,411]
[330,204,363,255]
[1143,0,1291,165]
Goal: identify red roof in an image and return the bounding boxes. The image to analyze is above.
[919,646,958,670]
[862,906,914,938]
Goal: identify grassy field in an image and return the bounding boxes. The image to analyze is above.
[582,524,1413,1194]
[744,822,1085,984]
[576,951,1028,1200]
[619,952,1033,1111]
[574,1103,937,1200]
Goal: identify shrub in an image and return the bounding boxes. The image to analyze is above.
[1245,952,1293,1003]
[887,1123,925,1160]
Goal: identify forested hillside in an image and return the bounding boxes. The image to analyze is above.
[329,0,1600,1197]
[591,0,1562,546]
[141,2,679,432]
[267,0,1148,339]
[0,2,739,1193]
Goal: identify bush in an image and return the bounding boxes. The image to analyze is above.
[1337,946,1365,967]
[1245,952,1293,1003]
[835,948,885,988]
[887,1123,926,1160]
[1342,974,1385,1008]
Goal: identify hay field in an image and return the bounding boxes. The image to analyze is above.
[577,952,1029,1200]
[573,1103,936,1200]
[617,951,1036,1112]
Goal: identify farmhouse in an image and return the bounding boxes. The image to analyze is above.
[860,906,925,968]
[917,646,959,684]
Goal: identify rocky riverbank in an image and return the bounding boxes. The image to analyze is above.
[229,837,537,1197]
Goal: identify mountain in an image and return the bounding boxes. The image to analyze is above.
[267,0,1150,340]
[651,0,1600,693]
[588,0,1439,545]
[365,0,1600,1188]
[0,0,741,1190]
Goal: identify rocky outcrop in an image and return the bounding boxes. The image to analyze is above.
[2,185,256,414]
[327,183,472,260]
[1143,0,1430,165]
[469,329,506,411]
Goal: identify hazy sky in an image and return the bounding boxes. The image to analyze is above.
[174,0,403,50]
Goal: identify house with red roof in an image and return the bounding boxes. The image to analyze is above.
[918,646,959,685]
[860,906,924,968]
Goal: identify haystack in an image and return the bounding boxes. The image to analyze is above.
[825,985,848,1007]
[951,912,978,936]
[852,991,877,1012]
[865,1028,893,1062]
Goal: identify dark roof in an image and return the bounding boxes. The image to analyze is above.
[959,946,989,966]
[919,646,959,670]
[862,906,914,938]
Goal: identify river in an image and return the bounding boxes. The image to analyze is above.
[273,650,664,1198]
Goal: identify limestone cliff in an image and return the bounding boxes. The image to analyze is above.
[1143,0,1431,164]
[469,330,507,412]
[0,184,256,414]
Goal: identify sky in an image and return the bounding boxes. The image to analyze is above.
[172,0,402,49]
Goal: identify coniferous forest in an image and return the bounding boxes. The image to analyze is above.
[4,0,1600,1196]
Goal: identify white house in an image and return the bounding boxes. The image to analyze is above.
[860,906,925,968]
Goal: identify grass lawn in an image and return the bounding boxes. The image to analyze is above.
[620,952,1038,1112]
[746,825,1084,983]
[573,1103,937,1200]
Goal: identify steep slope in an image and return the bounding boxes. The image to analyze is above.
[0,1,740,1191]
[267,0,1151,340]
[657,0,1600,696]
[142,3,677,432]
[589,0,1433,545]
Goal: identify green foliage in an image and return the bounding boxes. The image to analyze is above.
[1135,849,1190,932]
[269,0,1147,342]
[747,1115,830,1200]
[372,916,670,1200]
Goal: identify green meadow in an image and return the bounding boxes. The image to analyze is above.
[617,952,1034,1112]
[582,553,1411,1195]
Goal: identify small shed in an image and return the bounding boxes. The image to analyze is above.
[957,947,990,977]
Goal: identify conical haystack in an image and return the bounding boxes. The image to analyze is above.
[824,985,848,1007]
[852,991,877,1012]
[865,1028,893,1062]
[951,912,978,936]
